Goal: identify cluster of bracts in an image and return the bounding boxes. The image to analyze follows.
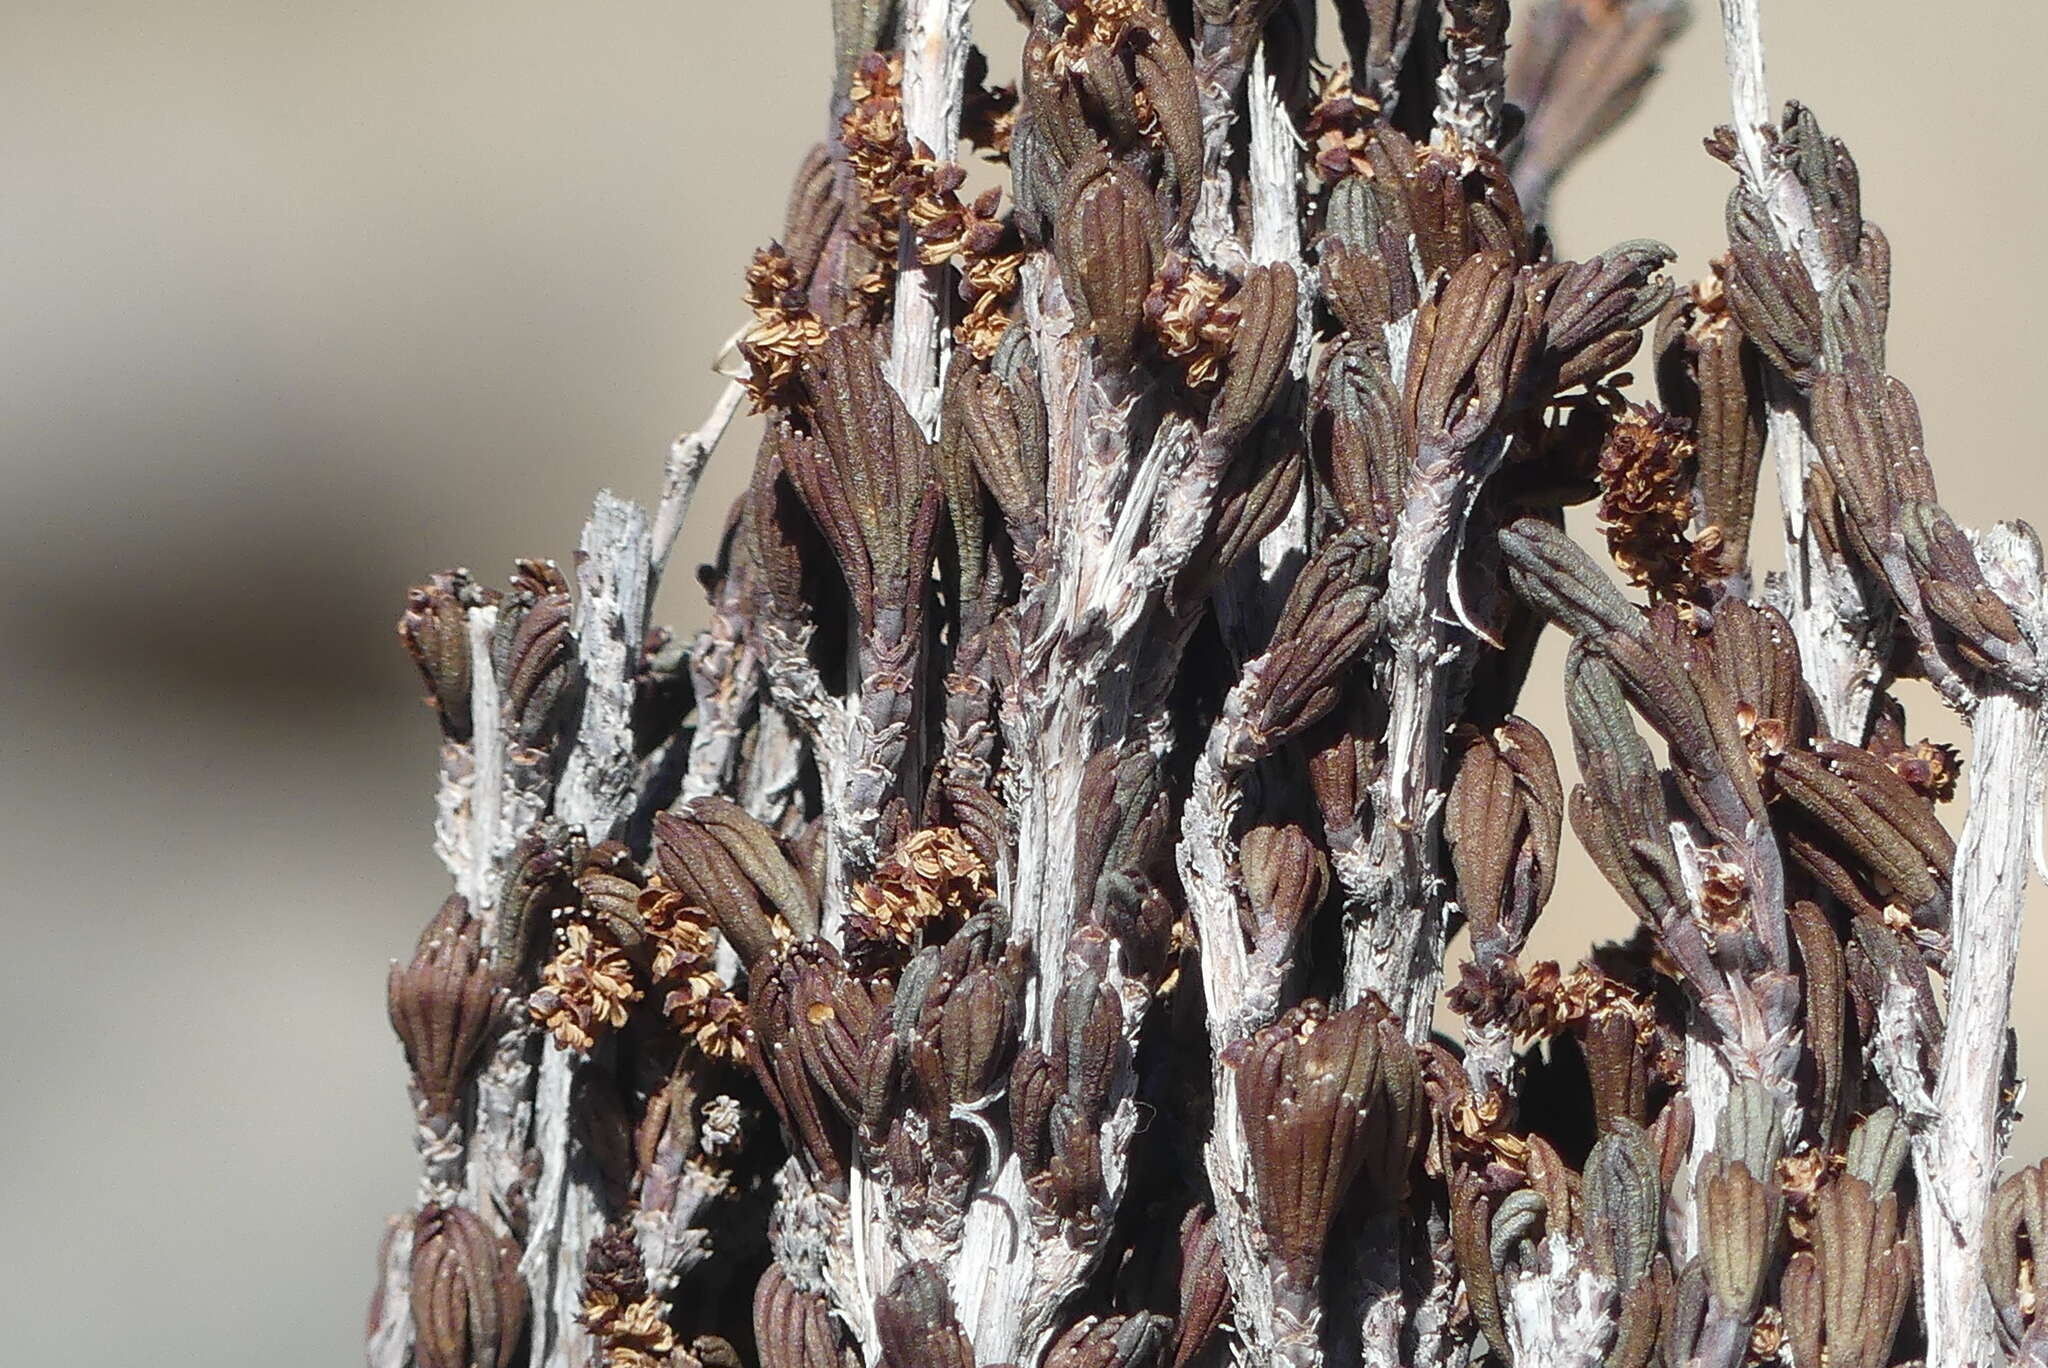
[371,3,2048,1368]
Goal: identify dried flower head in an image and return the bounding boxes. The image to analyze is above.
[1595,403,1721,599]
[846,826,994,956]
[582,1226,677,1368]
[640,878,747,1060]
[1143,253,1239,390]
[1302,65,1381,181]
[530,921,641,1052]
[740,244,829,410]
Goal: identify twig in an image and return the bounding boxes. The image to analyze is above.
[649,377,745,597]
[1715,0,1883,741]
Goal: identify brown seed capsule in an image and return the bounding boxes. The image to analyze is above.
[1786,900,1847,1141]
[1500,515,1639,640]
[1902,500,2039,687]
[1240,823,1330,944]
[1661,282,1768,581]
[1211,262,1299,441]
[1694,597,1804,741]
[1579,994,1654,1131]
[576,841,646,948]
[935,356,993,610]
[754,1263,847,1368]
[1017,29,1091,175]
[399,569,487,741]
[874,1261,973,1368]
[493,559,574,751]
[1223,526,1386,769]
[744,427,824,633]
[409,1204,526,1368]
[1324,139,1421,315]
[1448,1167,1511,1361]
[1317,233,1395,343]
[1782,1248,1825,1368]
[1175,420,1304,609]
[946,347,1046,554]
[1446,715,1562,961]
[1051,954,1124,1120]
[653,802,813,971]
[493,818,580,975]
[1228,998,1389,1281]
[1771,748,1944,914]
[1408,253,1536,453]
[1699,1154,1777,1322]
[933,957,1020,1106]
[389,896,505,1122]
[1047,1312,1171,1368]
[1582,1121,1661,1286]
[1560,646,1695,951]
[1314,335,1405,540]
[791,328,943,640]
[1537,240,1675,393]
[1305,711,1372,835]
[1809,1172,1911,1368]
[1171,1208,1231,1368]
[1721,229,1822,381]
[1131,22,1200,230]
[746,942,881,1185]
[1053,155,1162,370]
[1010,1044,1059,1177]
[1042,1096,1106,1226]
[787,943,884,1125]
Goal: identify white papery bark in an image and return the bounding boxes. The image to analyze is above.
[887,0,972,435]
[1181,746,1302,1367]
[1503,1237,1617,1368]
[522,493,653,1368]
[1916,524,2048,1368]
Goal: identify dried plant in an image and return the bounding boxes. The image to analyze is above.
[369,3,2048,1366]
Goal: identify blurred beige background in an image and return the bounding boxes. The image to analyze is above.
[3,3,2043,1363]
